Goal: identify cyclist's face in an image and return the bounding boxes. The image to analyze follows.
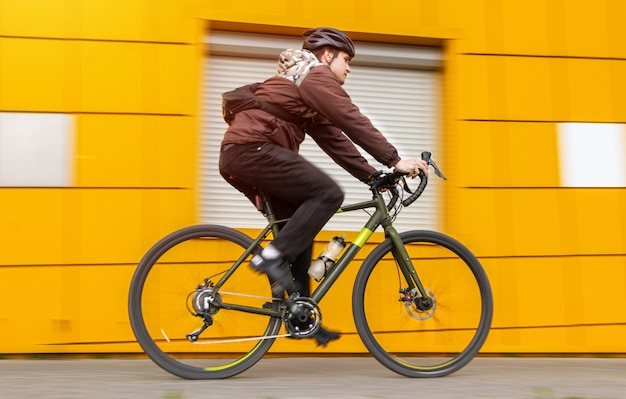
[324,50,351,85]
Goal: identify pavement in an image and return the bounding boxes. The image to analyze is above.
[0,356,625,399]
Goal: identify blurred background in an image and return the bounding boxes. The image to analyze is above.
[0,0,624,355]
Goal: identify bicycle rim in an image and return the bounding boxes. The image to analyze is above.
[353,230,493,377]
[128,225,281,379]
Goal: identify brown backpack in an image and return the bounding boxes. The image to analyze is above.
[222,82,308,126]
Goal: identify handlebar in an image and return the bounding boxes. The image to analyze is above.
[368,151,447,210]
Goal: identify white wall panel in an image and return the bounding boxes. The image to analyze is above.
[558,123,626,187]
[0,113,74,187]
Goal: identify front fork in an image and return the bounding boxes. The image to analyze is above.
[385,226,434,310]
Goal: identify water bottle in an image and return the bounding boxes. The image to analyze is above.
[308,235,346,281]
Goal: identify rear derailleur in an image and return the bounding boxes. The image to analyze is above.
[186,278,222,342]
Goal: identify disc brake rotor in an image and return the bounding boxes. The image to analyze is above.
[404,288,436,321]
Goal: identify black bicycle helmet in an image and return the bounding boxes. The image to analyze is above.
[302,27,356,59]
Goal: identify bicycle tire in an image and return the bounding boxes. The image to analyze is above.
[352,230,493,377]
[128,225,281,379]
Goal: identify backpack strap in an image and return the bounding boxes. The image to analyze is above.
[258,101,308,126]
[222,82,309,126]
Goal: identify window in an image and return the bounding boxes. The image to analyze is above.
[201,31,442,232]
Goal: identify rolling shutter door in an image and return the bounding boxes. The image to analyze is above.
[200,32,441,232]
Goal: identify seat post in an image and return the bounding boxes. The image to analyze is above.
[256,191,282,237]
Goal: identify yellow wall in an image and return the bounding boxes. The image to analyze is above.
[0,0,624,354]
[0,0,202,353]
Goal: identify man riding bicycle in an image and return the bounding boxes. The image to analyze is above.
[219,27,429,346]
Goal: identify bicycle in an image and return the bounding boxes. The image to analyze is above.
[128,151,493,379]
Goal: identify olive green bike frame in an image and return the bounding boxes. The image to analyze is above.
[211,193,429,318]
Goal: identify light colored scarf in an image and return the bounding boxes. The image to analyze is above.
[277,49,323,87]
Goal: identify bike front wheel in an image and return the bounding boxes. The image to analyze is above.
[353,230,493,377]
[128,225,281,379]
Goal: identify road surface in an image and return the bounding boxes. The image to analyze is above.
[0,356,624,399]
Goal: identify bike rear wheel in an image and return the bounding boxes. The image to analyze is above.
[128,225,281,379]
[353,230,493,377]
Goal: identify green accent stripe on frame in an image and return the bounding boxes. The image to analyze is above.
[353,228,373,247]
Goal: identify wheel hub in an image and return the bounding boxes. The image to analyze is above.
[400,288,436,321]
[190,279,222,317]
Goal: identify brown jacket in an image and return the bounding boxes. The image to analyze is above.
[221,64,401,182]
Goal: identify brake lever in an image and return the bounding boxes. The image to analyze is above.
[401,176,412,194]
[387,186,400,210]
[429,158,447,180]
[421,151,447,180]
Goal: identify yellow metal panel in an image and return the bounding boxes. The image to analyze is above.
[75,115,196,188]
[80,0,199,43]
[76,41,196,114]
[153,43,200,114]
[78,42,142,113]
[455,54,492,120]
[606,0,626,58]
[0,0,69,37]
[445,188,517,257]
[559,1,610,58]
[485,325,626,354]
[544,0,568,56]
[0,0,197,43]
[437,0,492,53]
[3,245,624,354]
[75,189,196,264]
[0,38,196,114]
[482,256,626,353]
[498,0,550,55]
[0,189,195,267]
[455,121,560,187]
[0,264,136,351]
[548,58,572,119]
[451,0,621,59]
[457,55,553,121]
[448,187,626,258]
[457,55,626,122]
[199,0,453,41]
[0,38,68,111]
[481,0,505,54]
[75,265,137,345]
[502,56,553,121]
[565,59,615,121]
[608,62,626,118]
[0,189,67,265]
[77,0,146,41]
[0,266,66,348]
[562,189,626,255]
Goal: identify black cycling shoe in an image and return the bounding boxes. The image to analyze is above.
[312,326,341,347]
[250,254,297,297]
[286,323,341,347]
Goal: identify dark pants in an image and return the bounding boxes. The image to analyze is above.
[219,143,344,296]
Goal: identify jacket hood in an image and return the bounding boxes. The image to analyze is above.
[277,49,324,86]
